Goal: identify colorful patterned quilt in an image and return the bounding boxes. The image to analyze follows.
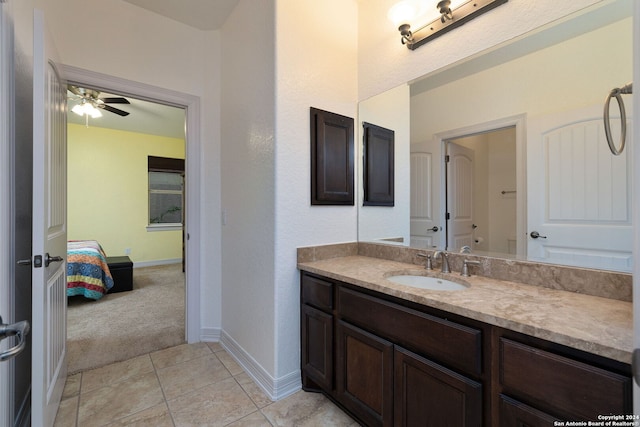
[67,240,114,300]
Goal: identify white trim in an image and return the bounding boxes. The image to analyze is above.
[632,0,639,413]
[199,327,221,342]
[0,1,15,424]
[146,224,183,232]
[133,259,181,268]
[60,64,202,343]
[220,330,301,401]
[434,114,527,256]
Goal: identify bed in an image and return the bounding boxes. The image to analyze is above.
[67,240,114,300]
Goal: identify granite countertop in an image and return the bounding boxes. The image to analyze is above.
[298,255,633,364]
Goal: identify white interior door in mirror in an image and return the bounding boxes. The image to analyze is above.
[447,142,475,251]
[527,104,633,272]
[410,141,441,248]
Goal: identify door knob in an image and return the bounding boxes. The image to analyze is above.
[529,231,547,239]
[0,316,30,362]
[427,226,439,232]
[44,253,63,267]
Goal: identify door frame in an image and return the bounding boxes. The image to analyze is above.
[434,114,526,256]
[61,65,201,343]
[0,1,14,424]
[632,0,639,413]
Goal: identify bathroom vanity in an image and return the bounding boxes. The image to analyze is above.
[298,245,633,426]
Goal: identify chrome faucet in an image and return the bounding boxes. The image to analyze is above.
[461,259,481,277]
[417,252,433,270]
[433,251,450,273]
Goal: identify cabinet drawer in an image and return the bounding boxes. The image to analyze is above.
[301,273,334,312]
[500,338,632,420]
[338,286,482,375]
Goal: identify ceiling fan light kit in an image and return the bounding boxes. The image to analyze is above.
[71,101,103,118]
[67,85,132,123]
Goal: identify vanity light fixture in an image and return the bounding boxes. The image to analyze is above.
[390,0,508,50]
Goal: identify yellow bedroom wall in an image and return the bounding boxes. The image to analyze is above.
[67,123,185,264]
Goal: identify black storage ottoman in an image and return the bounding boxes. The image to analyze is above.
[106,256,133,293]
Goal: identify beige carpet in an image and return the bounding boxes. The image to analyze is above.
[66,263,186,374]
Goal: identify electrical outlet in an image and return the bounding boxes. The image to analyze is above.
[125,248,131,255]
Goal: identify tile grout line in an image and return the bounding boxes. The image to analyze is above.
[149,351,178,427]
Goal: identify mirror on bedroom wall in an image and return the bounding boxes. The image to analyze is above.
[357,0,634,273]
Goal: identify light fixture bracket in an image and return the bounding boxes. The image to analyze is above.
[401,0,508,50]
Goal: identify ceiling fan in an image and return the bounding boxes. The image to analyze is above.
[68,85,131,117]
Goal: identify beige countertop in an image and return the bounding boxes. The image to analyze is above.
[298,255,633,364]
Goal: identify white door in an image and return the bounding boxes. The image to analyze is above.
[446,142,475,251]
[31,9,67,427]
[527,104,633,272]
[410,142,442,247]
[632,0,639,413]
[0,1,13,424]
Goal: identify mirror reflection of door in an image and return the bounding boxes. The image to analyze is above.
[410,142,440,247]
[444,127,517,254]
[446,142,475,250]
[527,105,633,271]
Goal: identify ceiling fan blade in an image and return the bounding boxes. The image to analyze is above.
[101,97,130,104]
[100,104,130,117]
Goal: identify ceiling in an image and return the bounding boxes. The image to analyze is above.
[122,0,239,31]
[67,1,241,137]
[67,89,186,139]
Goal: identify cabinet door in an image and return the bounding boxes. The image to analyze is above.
[499,395,560,427]
[336,320,394,427]
[394,346,482,427]
[301,304,333,391]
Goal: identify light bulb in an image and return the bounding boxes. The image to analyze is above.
[71,103,85,116]
[387,1,416,27]
[71,101,102,118]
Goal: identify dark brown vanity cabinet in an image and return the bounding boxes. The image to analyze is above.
[336,320,394,426]
[299,272,632,426]
[301,272,484,426]
[301,274,334,391]
[496,335,632,425]
[394,346,482,427]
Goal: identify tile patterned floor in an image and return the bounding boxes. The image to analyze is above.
[54,342,359,427]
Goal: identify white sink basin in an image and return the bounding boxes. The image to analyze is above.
[386,275,468,291]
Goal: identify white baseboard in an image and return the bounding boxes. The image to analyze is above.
[204,330,301,401]
[199,327,221,342]
[133,258,182,268]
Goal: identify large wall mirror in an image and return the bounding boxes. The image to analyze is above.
[358,0,633,273]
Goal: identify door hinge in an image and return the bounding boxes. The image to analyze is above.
[446,212,450,220]
[445,155,450,162]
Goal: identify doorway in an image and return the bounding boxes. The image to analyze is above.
[434,114,526,256]
[66,88,187,372]
[63,64,202,348]
[444,127,517,254]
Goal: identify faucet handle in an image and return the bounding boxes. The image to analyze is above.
[461,259,481,277]
[417,252,433,270]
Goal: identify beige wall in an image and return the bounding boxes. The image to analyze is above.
[357,0,604,100]
[358,84,411,242]
[38,0,223,330]
[67,123,185,264]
